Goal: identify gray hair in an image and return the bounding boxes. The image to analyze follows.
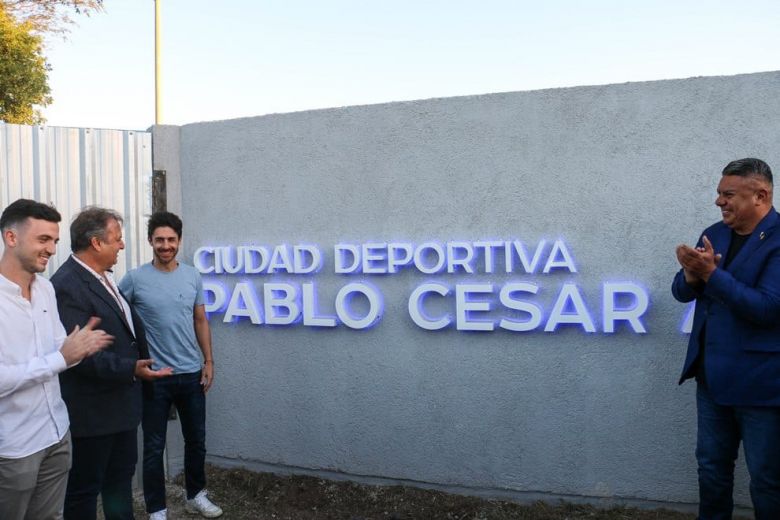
[70,206,123,253]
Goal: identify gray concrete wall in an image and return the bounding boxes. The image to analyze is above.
[154,71,780,509]
[151,124,182,216]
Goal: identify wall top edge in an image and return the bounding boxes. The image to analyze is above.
[175,69,780,130]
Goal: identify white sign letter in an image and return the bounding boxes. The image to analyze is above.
[455,283,494,331]
[224,282,263,324]
[294,245,322,274]
[408,283,451,330]
[543,239,577,273]
[544,283,595,332]
[335,244,360,274]
[447,242,475,274]
[202,282,226,314]
[499,282,543,332]
[263,283,301,325]
[362,243,388,274]
[194,247,216,274]
[512,240,547,274]
[302,283,337,327]
[603,282,649,333]
[335,283,383,329]
[243,246,269,274]
[414,242,446,274]
[388,243,414,273]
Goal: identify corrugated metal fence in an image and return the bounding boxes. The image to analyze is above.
[0,122,153,277]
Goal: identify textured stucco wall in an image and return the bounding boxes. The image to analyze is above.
[154,71,780,508]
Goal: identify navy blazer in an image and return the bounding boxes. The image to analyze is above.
[51,256,150,437]
[673,209,780,406]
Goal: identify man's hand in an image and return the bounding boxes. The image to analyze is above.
[201,361,214,393]
[60,317,114,367]
[676,235,722,283]
[134,359,174,381]
[675,244,701,284]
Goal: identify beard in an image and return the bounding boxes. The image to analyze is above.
[20,252,48,274]
[154,247,179,264]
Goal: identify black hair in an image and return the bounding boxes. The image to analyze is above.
[70,206,123,252]
[0,199,61,232]
[722,158,773,186]
[147,211,183,240]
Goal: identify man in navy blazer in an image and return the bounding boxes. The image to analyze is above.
[673,158,780,519]
[51,207,172,520]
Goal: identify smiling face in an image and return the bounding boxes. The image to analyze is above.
[8,217,60,274]
[93,218,125,271]
[715,174,770,235]
[149,225,180,267]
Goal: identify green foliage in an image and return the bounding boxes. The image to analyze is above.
[0,5,51,124]
[3,1,104,35]
[0,1,103,124]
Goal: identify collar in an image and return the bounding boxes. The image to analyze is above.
[748,207,779,238]
[0,272,42,300]
[0,273,22,296]
[71,254,112,282]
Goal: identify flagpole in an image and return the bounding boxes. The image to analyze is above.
[155,0,162,124]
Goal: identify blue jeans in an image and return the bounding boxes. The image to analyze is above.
[142,371,206,514]
[696,384,780,519]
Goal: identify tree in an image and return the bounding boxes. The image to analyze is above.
[0,5,50,124]
[3,0,103,35]
[0,1,104,124]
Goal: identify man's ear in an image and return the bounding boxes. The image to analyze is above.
[90,235,102,251]
[3,229,17,248]
[756,188,770,205]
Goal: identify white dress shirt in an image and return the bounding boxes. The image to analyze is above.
[0,273,69,458]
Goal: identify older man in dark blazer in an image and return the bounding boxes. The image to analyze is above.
[52,207,172,520]
[673,158,780,519]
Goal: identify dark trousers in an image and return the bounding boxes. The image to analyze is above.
[142,371,206,514]
[696,384,780,520]
[64,429,137,520]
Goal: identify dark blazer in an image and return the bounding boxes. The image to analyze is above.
[672,209,780,406]
[51,256,150,437]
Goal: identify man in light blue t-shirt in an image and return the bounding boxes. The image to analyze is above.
[119,212,222,519]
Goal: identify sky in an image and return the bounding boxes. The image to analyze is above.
[41,0,780,131]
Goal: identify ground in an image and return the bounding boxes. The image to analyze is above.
[109,464,740,520]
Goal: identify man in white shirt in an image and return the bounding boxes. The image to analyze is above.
[0,199,112,520]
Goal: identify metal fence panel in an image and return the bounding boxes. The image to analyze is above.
[0,122,153,277]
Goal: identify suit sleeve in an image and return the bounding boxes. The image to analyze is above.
[703,248,780,326]
[55,283,137,383]
[672,269,703,302]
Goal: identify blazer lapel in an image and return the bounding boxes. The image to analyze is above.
[724,209,778,273]
[707,225,732,270]
[68,257,136,338]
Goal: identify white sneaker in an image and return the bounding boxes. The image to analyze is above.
[185,489,223,518]
[149,509,167,520]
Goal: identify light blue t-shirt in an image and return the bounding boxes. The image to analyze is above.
[119,262,205,373]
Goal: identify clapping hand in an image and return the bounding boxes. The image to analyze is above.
[60,317,113,367]
[676,235,721,283]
